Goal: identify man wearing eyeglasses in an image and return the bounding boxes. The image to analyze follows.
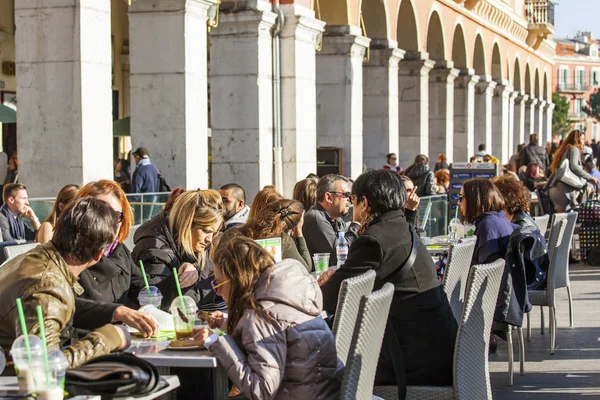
[303,174,361,267]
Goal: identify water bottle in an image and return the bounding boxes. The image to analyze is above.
[336,231,348,268]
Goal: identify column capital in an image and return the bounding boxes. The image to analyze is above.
[211,5,276,36]
[526,97,539,107]
[494,82,514,97]
[455,70,480,88]
[368,45,406,67]
[515,92,529,104]
[321,25,370,59]
[398,52,435,76]
[537,99,548,108]
[475,76,497,94]
[130,0,219,13]
[545,102,556,111]
[430,62,460,83]
[508,90,519,102]
[281,4,326,45]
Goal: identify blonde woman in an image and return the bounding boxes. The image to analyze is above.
[132,190,225,310]
[35,184,80,244]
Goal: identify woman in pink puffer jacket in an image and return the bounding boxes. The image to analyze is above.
[193,236,343,400]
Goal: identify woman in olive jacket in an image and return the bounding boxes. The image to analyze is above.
[319,169,457,399]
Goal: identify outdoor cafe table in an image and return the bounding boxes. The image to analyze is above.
[0,375,180,400]
[126,340,228,400]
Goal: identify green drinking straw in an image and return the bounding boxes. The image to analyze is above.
[15,298,31,361]
[172,268,187,318]
[36,305,50,388]
[139,260,151,295]
[454,205,459,220]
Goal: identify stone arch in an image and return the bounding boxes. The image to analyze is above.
[534,67,541,98]
[473,34,486,75]
[396,0,420,53]
[361,0,390,40]
[513,57,522,91]
[426,10,445,61]
[451,23,468,69]
[524,63,532,95]
[491,42,503,81]
[318,0,351,26]
[543,71,549,100]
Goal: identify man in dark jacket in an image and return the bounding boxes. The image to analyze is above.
[404,154,436,197]
[0,183,40,241]
[131,147,160,194]
[518,134,550,171]
[303,175,360,267]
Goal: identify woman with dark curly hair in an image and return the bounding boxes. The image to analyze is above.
[491,175,537,229]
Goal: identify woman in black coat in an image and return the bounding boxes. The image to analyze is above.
[319,169,457,399]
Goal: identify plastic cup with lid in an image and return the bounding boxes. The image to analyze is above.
[170,296,198,340]
[30,349,68,400]
[138,286,163,308]
[10,335,43,393]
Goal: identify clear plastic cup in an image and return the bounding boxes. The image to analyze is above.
[313,253,330,277]
[10,335,43,393]
[139,305,175,332]
[138,286,163,308]
[170,296,198,340]
[30,349,68,400]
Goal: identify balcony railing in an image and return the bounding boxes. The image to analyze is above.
[558,82,589,92]
[568,111,588,121]
[526,0,555,26]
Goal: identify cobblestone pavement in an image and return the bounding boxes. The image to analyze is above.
[490,263,600,399]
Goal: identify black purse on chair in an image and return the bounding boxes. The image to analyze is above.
[65,352,161,397]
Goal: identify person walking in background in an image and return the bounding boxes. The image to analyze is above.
[547,130,599,213]
[475,143,487,161]
[0,183,40,241]
[131,147,160,194]
[3,154,18,185]
[404,154,436,197]
[383,153,402,174]
[518,134,549,172]
[114,158,131,193]
[434,153,449,172]
[36,184,80,244]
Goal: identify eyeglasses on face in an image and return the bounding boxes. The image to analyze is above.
[211,279,231,293]
[390,157,397,161]
[329,191,352,199]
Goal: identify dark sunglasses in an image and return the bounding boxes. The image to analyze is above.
[329,191,352,199]
[116,211,124,222]
[458,194,465,203]
[390,157,397,161]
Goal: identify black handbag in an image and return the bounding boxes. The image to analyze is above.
[65,352,161,397]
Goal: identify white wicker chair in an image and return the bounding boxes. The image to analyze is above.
[3,242,39,260]
[443,240,476,322]
[373,259,505,400]
[339,283,394,400]
[332,270,377,365]
[533,214,550,235]
[527,211,577,354]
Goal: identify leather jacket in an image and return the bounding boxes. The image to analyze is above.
[0,242,124,368]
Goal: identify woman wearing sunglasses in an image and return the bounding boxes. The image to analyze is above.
[458,178,517,265]
[73,180,159,338]
[193,236,342,400]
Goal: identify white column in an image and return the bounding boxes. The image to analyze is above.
[544,102,555,145]
[429,62,459,164]
[130,0,216,191]
[525,97,538,136]
[454,70,480,162]
[397,52,435,167]
[492,82,513,163]
[514,93,529,149]
[280,5,325,197]
[508,91,518,156]
[474,76,496,156]
[316,25,370,178]
[363,41,405,170]
[15,0,112,197]
[210,3,276,199]
[536,100,547,139]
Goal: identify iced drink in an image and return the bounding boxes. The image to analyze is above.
[170,296,198,340]
[10,335,43,393]
[30,349,68,400]
[138,286,163,308]
[313,253,330,277]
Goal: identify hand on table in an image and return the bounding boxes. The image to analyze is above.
[192,327,213,347]
[114,306,159,338]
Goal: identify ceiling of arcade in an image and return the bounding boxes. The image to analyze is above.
[314,0,554,100]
